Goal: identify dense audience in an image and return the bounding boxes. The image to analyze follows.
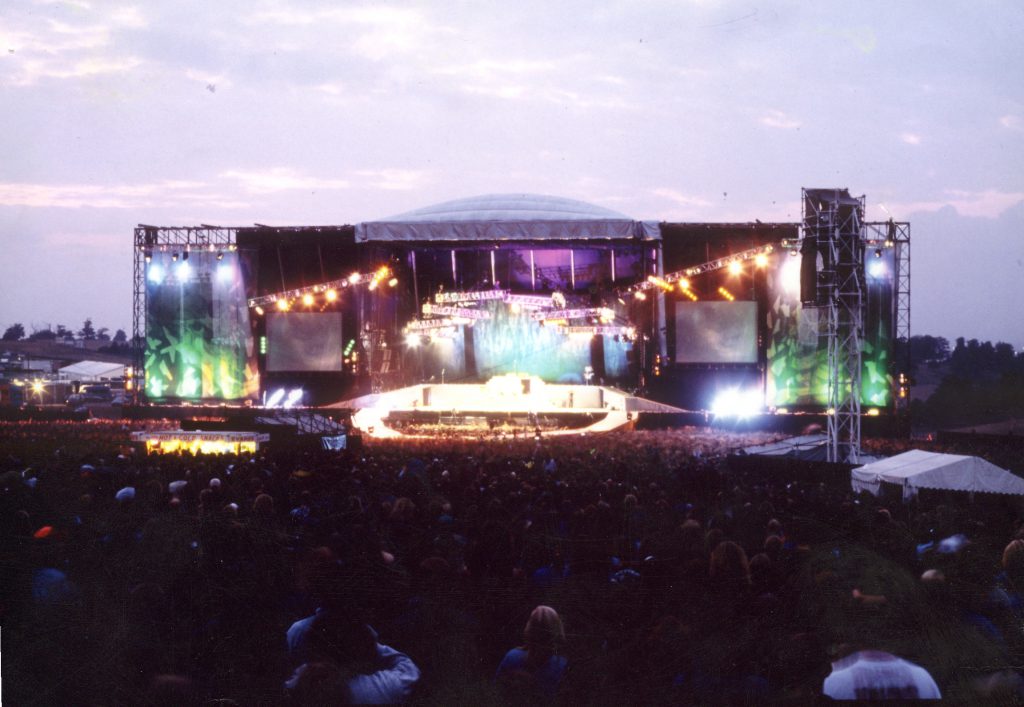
[3,419,1024,704]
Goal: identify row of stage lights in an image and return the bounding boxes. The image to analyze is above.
[248,266,398,315]
[622,245,775,301]
[142,243,237,263]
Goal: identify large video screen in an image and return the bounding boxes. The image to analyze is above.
[765,250,894,407]
[266,312,343,372]
[675,301,758,364]
[145,250,258,401]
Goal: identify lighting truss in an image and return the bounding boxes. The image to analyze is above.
[247,267,391,309]
[435,289,509,304]
[626,243,778,293]
[422,303,491,319]
[530,307,614,322]
[558,325,636,338]
[503,293,560,309]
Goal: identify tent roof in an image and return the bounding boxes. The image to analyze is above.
[852,449,1024,496]
[355,193,659,243]
[58,360,124,378]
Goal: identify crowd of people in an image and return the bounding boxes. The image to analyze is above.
[3,419,1024,703]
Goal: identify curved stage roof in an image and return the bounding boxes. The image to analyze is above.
[356,193,659,243]
[383,193,632,223]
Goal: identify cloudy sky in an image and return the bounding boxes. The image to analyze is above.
[2,0,1022,346]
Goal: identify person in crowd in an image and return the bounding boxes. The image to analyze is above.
[495,605,568,701]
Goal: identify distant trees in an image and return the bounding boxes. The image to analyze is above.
[113,329,127,344]
[79,318,96,341]
[2,323,25,341]
[913,337,1024,428]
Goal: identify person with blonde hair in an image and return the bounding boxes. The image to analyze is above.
[495,605,568,701]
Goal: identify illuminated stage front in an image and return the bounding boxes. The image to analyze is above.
[335,374,683,438]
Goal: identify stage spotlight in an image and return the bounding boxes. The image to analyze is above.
[710,388,763,419]
[276,298,290,311]
[348,272,361,284]
[754,253,768,268]
[325,289,338,302]
[283,388,304,408]
[728,260,742,276]
[405,332,420,347]
[302,293,314,307]
[781,255,801,295]
[254,306,265,316]
[265,388,286,408]
[634,291,647,301]
[172,252,179,262]
[147,264,165,285]
[388,277,399,287]
[144,250,152,263]
[175,261,191,280]
[216,263,234,282]
[868,260,886,278]
[789,248,799,257]
[678,278,690,290]
[717,287,735,301]
[874,248,883,258]
[217,252,224,261]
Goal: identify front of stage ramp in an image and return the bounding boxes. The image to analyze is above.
[328,374,684,438]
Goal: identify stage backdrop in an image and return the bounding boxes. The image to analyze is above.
[414,299,631,384]
[144,250,258,401]
[675,301,758,364]
[765,250,894,408]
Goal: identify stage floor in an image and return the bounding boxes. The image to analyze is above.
[330,375,683,439]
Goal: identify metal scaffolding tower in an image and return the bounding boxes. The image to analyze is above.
[131,226,239,404]
[803,189,865,464]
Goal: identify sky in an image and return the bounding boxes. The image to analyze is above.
[1,0,1022,347]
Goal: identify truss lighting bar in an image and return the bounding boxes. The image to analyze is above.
[503,293,558,309]
[435,289,510,304]
[558,325,636,338]
[247,267,390,309]
[530,307,614,322]
[422,303,491,319]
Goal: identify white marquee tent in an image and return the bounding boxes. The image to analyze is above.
[851,449,1024,499]
[58,360,125,382]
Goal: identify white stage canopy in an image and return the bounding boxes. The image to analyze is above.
[851,449,1024,499]
[355,193,660,242]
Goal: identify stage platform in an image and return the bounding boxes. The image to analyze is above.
[329,374,684,438]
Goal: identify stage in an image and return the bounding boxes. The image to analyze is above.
[331,374,684,438]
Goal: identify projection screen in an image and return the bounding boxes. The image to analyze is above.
[266,312,343,372]
[675,301,758,364]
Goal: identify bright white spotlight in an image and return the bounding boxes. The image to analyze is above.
[868,260,886,278]
[216,263,234,282]
[175,261,191,280]
[728,260,743,276]
[265,388,286,408]
[781,255,801,295]
[405,332,420,347]
[754,253,769,268]
[283,388,304,408]
[147,264,165,284]
[710,388,763,419]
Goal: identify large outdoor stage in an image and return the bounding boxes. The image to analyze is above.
[132,190,910,452]
[334,374,684,438]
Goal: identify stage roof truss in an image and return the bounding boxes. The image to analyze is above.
[247,266,392,308]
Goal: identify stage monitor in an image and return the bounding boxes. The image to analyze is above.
[675,301,758,364]
[266,312,343,372]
